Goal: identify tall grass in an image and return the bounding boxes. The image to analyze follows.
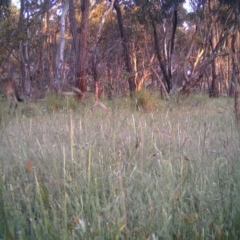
[0,95,239,239]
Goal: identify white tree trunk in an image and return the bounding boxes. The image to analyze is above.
[55,0,69,91]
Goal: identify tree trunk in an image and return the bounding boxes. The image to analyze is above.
[114,0,136,96]
[209,57,219,97]
[167,9,177,92]
[209,0,219,97]
[149,8,177,93]
[232,5,240,123]
[69,0,78,82]
[90,0,115,104]
[150,19,167,92]
[19,0,31,97]
[227,36,234,96]
[77,0,90,100]
[54,0,69,91]
[180,29,228,96]
[106,62,114,99]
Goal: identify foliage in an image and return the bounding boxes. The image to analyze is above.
[0,96,239,239]
[0,0,237,101]
[134,90,157,112]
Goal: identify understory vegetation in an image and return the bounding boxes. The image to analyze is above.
[0,94,240,239]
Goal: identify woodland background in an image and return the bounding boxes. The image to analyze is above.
[0,0,240,114]
[1,1,240,239]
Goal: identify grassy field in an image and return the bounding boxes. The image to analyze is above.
[0,94,240,239]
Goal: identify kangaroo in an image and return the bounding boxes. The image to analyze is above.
[0,78,23,114]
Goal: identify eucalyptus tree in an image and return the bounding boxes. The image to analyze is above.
[69,0,139,99]
[218,0,240,123]
[68,0,78,80]
[54,0,69,91]
[134,0,185,94]
[68,0,91,99]
[88,0,115,103]
[231,1,240,123]
[0,0,60,98]
[208,0,220,97]
[0,4,19,76]
[19,0,33,95]
[207,0,234,97]
[101,0,162,96]
[114,0,137,96]
[38,0,61,91]
[180,0,235,96]
[75,0,90,99]
[17,0,61,96]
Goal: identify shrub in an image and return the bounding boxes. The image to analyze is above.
[134,90,157,112]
